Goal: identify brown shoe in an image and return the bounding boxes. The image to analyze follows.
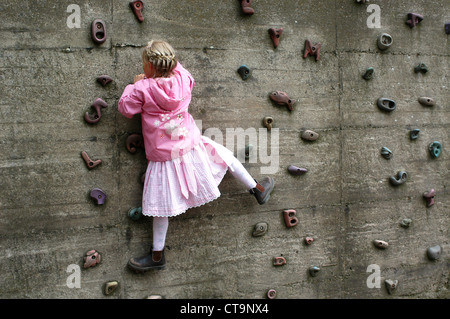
[128,250,166,273]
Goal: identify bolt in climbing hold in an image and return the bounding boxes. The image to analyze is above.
[97,75,113,87]
[266,289,277,299]
[410,129,420,140]
[373,240,389,249]
[428,141,442,158]
[446,23,450,34]
[288,165,307,176]
[84,98,108,124]
[418,97,435,107]
[389,171,407,186]
[237,65,251,80]
[309,266,320,277]
[83,249,101,268]
[303,39,321,61]
[385,279,398,294]
[406,13,423,28]
[362,67,374,80]
[81,151,102,169]
[269,91,295,111]
[91,19,106,44]
[377,33,393,50]
[268,28,283,48]
[129,0,145,22]
[305,236,314,245]
[380,147,393,160]
[252,222,268,237]
[128,207,143,221]
[273,257,287,266]
[90,188,107,205]
[400,218,412,228]
[104,281,119,296]
[126,134,144,153]
[426,245,442,261]
[283,209,298,228]
[414,63,428,74]
[263,117,273,130]
[240,0,254,15]
[423,189,435,207]
[377,98,396,112]
[301,130,319,141]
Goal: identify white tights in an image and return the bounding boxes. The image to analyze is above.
[152,157,256,251]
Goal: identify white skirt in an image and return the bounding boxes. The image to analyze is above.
[142,136,235,217]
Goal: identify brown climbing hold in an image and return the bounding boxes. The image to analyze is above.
[84,249,101,268]
[406,13,423,28]
[126,134,144,153]
[97,75,113,87]
[84,98,108,124]
[269,91,295,111]
[273,257,286,266]
[283,209,298,228]
[305,237,314,245]
[418,97,435,107]
[263,117,274,130]
[268,28,283,48]
[373,240,389,249]
[423,189,435,207]
[81,151,102,169]
[129,0,145,22]
[240,0,254,15]
[104,281,119,296]
[303,39,321,61]
[91,19,106,44]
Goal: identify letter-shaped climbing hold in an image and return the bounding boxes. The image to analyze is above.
[263,117,273,130]
[90,188,107,205]
[269,91,295,111]
[126,134,144,153]
[301,130,319,141]
[410,129,420,140]
[288,165,307,176]
[309,266,320,277]
[303,40,321,61]
[427,245,442,261]
[273,257,286,266]
[129,0,144,22]
[252,222,268,237]
[268,28,283,48]
[240,0,254,15]
[385,279,398,294]
[104,281,119,296]
[377,33,393,50]
[91,19,106,44]
[84,249,101,268]
[389,171,407,186]
[428,141,442,158]
[283,209,298,228]
[81,151,102,169]
[266,289,277,299]
[418,97,435,107]
[423,189,435,207]
[84,98,108,124]
[373,239,389,249]
[414,63,428,73]
[305,236,314,245]
[406,13,423,28]
[97,75,113,87]
[362,67,374,80]
[381,147,393,160]
[377,98,396,112]
[237,65,251,80]
[128,207,143,221]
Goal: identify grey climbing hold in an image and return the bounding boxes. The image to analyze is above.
[252,222,268,237]
[426,245,442,261]
[381,147,393,160]
[362,67,374,80]
[389,171,407,186]
[309,266,320,277]
[373,240,389,249]
[301,130,319,141]
[385,279,398,295]
[418,97,435,107]
[377,33,393,50]
[377,98,396,112]
[410,129,420,140]
[103,281,119,296]
[400,218,412,228]
[428,141,442,158]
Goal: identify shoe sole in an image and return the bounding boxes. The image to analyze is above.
[127,260,166,273]
[259,177,275,205]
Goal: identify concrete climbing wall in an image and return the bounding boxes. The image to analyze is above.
[0,0,448,299]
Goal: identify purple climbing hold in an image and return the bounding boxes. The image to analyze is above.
[90,188,107,205]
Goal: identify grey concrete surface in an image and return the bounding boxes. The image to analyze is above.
[0,0,448,299]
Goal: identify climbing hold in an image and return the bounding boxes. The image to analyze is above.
[309,266,320,277]
[81,151,102,169]
[423,189,435,207]
[362,67,374,80]
[263,117,273,131]
[377,33,393,50]
[373,240,389,249]
[90,188,107,205]
[283,209,298,228]
[147,295,163,299]
[446,23,450,34]
[128,207,143,221]
[252,222,268,237]
[269,91,295,111]
[83,249,101,268]
[426,245,442,261]
[385,279,398,295]
[400,218,412,228]
[380,147,393,160]
[418,97,435,107]
[428,141,442,158]
[305,236,314,245]
[389,171,407,186]
[84,98,108,124]
[129,0,144,22]
[103,281,119,296]
[377,98,396,112]
[410,129,420,140]
[414,63,428,74]
[355,0,369,3]
[237,65,251,80]
[273,257,286,266]
[301,130,319,141]
[126,134,144,153]
[91,19,107,44]
[288,165,307,176]
[240,0,254,15]
[268,28,283,48]
[245,144,253,160]
[406,13,423,28]
[97,75,113,87]
[266,289,277,299]
[303,39,321,61]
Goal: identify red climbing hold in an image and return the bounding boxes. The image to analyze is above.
[130,1,145,22]
[268,28,283,48]
[240,0,254,15]
[303,39,321,61]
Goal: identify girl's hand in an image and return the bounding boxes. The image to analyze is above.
[133,74,146,83]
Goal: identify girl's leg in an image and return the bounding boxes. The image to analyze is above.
[152,216,169,251]
[228,156,257,190]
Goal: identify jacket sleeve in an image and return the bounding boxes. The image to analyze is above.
[118,84,144,119]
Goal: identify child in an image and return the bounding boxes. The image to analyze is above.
[118,40,275,272]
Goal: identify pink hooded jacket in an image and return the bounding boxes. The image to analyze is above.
[118,63,202,162]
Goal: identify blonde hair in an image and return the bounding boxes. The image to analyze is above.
[143,40,177,78]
